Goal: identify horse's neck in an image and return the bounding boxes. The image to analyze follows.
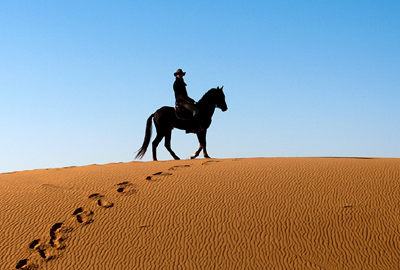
[197,99,215,117]
[203,105,215,117]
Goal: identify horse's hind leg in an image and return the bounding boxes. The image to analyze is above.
[152,132,164,161]
[164,129,180,160]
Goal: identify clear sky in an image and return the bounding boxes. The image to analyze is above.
[1,1,399,173]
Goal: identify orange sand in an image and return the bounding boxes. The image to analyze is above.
[1,158,400,269]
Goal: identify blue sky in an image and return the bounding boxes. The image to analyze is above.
[1,1,399,173]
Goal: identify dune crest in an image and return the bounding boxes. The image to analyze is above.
[1,158,400,269]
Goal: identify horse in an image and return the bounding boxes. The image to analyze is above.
[135,86,228,161]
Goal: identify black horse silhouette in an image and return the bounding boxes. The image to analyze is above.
[135,86,228,161]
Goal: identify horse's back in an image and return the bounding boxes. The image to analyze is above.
[154,106,176,124]
[155,106,175,115]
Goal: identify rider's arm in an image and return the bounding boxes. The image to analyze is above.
[178,94,194,104]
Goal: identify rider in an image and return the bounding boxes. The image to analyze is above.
[173,69,202,133]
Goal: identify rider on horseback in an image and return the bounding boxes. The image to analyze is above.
[173,69,202,133]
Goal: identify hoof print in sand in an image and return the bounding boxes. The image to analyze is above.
[116,182,137,195]
[88,193,104,200]
[72,207,94,224]
[28,239,41,250]
[37,248,53,261]
[146,171,172,181]
[97,198,114,208]
[168,165,190,171]
[202,160,221,165]
[16,259,37,269]
[49,222,68,250]
[28,238,55,260]
[89,193,114,208]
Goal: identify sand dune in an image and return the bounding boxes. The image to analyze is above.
[1,158,400,269]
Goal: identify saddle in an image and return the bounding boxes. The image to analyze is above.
[174,105,193,120]
[174,104,204,133]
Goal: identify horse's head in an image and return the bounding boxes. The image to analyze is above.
[215,86,228,112]
[197,86,228,112]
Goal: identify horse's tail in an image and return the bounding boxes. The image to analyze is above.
[135,113,154,160]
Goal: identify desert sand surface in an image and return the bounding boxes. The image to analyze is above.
[1,157,400,269]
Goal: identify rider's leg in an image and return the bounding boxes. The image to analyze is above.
[180,102,199,117]
[179,102,202,133]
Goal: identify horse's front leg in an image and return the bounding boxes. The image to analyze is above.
[191,145,202,159]
[191,130,210,159]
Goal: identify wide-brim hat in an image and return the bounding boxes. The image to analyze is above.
[174,69,186,76]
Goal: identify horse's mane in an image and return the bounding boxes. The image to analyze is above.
[197,88,221,104]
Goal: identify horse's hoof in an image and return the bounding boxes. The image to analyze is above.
[190,156,197,160]
[204,156,211,159]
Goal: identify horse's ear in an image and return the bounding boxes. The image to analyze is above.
[221,86,224,90]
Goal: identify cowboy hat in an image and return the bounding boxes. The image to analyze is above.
[174,69,186,76]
